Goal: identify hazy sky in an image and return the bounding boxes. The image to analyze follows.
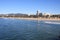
[0,0,60,14]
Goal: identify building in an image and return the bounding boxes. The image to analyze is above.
[36,10,40,16]
[43,13,51,18]
[39,13,43,17]
[36,10,43,17]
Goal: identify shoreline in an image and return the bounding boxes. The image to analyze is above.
[0,17,60,21]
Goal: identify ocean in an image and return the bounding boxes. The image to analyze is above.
[0,18,60,40]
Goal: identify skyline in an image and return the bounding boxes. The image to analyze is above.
[0,0,60,14]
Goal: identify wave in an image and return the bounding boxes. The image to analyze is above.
[3,18,8,19]
[44,21,60,24]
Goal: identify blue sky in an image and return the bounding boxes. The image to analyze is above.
[0,0,60,14]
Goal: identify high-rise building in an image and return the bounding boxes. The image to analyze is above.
[36,10,43,17]
[36,10,40,16]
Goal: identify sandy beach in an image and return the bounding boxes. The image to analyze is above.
[0,17,60,21]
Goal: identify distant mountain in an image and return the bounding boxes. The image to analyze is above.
[7,13,28,16]
[0,13,28,17]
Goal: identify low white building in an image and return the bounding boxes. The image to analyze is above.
[43,13,52,17]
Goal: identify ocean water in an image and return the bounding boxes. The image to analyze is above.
[0,18,60,40]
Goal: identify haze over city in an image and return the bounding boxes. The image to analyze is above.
[0,0,60,14]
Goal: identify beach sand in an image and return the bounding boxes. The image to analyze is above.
[0,17,60,21]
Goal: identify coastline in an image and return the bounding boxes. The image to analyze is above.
[0,17,60,21]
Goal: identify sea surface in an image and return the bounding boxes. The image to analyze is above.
[0,18,60,40]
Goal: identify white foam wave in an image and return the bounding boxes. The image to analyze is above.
[3,18,8,19]
[3,18,15,20]
[44,21,60,24]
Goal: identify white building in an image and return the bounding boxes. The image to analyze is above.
[43,13,52,17]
